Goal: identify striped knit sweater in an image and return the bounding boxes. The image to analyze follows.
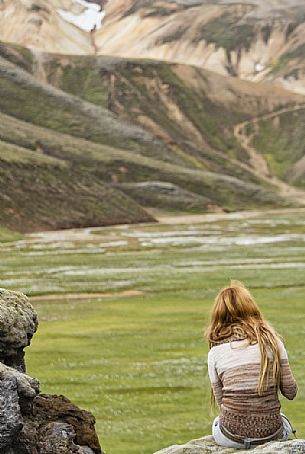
[208,334,298,438]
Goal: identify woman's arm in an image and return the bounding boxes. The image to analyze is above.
[278,340,298,400]
[208,349,223,409]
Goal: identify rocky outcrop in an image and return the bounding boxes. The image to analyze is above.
[0,288,104,454]
[154,435,305,454]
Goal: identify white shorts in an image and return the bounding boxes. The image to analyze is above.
[212,413,293,449]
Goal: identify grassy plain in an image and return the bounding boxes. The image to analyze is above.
[0,209,304,453]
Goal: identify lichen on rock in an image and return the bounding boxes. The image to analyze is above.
[0,288,38,371]
[154,435,305,454]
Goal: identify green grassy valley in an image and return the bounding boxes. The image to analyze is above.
[0,4,305,454]
[0,209,304,453]
[0,226,22,242]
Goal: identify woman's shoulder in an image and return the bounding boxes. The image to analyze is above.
[208,338,251,357]
[275,336,288,359]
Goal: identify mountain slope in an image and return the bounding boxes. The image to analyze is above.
[0,0,93,54]
[1,0,305,94]
[249,107,305,187]
[40,52,305,196]
[0,141,154,233]
[1,42,305,222]
[96,0,305,95]
[1,41,305,232]
[0,43,160,232]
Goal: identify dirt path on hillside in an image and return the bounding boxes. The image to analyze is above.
[234,121,270,177]
[31,49,48,83]
[90,29,98,55]
[156,207,305,225]
[234,104,305,203]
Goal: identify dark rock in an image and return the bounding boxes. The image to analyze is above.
[32,394,102,454]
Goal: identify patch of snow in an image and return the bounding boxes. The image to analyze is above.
[255,63,265,72]
[222,262,305,270]
[57,0,105,33]
[175,258,278,267]
[30,228,93,242]
[19,285,65,294]
[125,230,221,238]
[60,267,149,276]
[99,241,128,248]
[141,234,305,247]
[24,248,105,256]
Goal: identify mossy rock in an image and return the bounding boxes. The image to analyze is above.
[0,288,38,355]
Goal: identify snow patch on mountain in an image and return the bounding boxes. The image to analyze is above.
[58,0,105,32]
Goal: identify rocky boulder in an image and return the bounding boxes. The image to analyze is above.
[0,288,38,372]
[154,435,305,454]
[0,288,104,454]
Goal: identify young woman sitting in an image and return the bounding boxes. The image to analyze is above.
[205,281,298,449]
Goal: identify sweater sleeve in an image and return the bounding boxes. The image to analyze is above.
[278,340,298,400]
[208,349,223,409]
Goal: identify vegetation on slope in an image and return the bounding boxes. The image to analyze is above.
[183,5,256,53]
[0,226,22,243]
[45,54,305,198]
[250,108,305,186]
[0,109,284,220]
[0,141,154,233]
[41,53,301,175]
[97,0,305,94]
[0,41,304,232]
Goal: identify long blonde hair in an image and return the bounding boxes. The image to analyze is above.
[205,281,282,400]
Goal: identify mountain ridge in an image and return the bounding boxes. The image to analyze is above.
[1,1,305,94]
[96,0,305,95]
[2,0,305,94]
[1,41,305,233]
[1,4,305,232]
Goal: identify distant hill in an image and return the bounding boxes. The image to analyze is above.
[96,0,305,95]
[0,0,93,54]
[0,41,305,232]
[1,1,305,94]
[0,43,157,232]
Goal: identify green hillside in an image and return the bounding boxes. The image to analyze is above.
[35,52,305,203]
[0,139,155,233]
[0,42,305,232]
[251,108,305,186]
[0,226,22,242]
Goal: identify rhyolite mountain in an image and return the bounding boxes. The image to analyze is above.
[0,0,92,54]
[2,0,305,94]
[0,1,305,233]
[97,0,305,95]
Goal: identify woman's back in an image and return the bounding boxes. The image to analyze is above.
[206,281,298,447]
[208,332,298,438]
